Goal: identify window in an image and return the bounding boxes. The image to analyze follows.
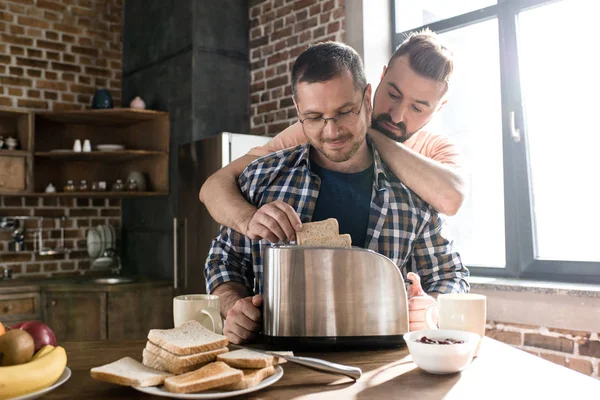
[393,0,600,282]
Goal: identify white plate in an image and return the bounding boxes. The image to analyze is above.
[96,225,106,256]
[96,144,124,151]
[87,228,101,258]
[132,365,283,399]
[11,367,71,400]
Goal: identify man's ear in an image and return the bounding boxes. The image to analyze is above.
[380,65,387,81]
[364,84,373,116]
[436,97,448,113]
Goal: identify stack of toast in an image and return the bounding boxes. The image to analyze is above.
[90,320,292,394]
[296,218,352,248]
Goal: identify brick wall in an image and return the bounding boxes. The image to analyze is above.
[249,0,346,136]
[0,196,121,277]
[0,0,122,110]
[0,0,123,277]
[487,321,599,378]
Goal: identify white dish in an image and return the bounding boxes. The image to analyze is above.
[108,224,116,249]
[403,329,480,375]
[87,228,101,258]
[96,225,106,256]
[96,144,124,151]
[103,225,114,251]
[132,365,283,399]
[11,367,71,400]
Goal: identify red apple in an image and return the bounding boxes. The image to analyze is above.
[11,321,57,352]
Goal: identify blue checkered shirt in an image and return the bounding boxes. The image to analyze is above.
[205,142,469,295]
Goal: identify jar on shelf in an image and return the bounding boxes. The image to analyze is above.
[112,179,124,191]
[126,178,138,191]
[63,180,76,192]
[79,180,88,191]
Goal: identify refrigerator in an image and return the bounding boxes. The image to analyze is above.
[176,132,271,294]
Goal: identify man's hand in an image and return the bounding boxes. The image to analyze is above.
[223,294,263,344]
[244,201,302,243]
[407,272,437,331]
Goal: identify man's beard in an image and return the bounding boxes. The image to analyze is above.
[371,113,412,143]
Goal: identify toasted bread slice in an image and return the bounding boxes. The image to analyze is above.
[142,349,211,375]
[163,361,243,394]
[217,349,292,368]
[90,356,172,387]
[221,366,276,391]
[145,341,228,368]
[301,233,351,248]
[296,218,339,245]
[147,320,228,356]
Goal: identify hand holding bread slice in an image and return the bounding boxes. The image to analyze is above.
[295,218,352,248]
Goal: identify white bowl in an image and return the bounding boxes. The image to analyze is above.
[403,329,480,374]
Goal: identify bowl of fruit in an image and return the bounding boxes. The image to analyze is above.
[403,329,481,374]
[0,320,69,399]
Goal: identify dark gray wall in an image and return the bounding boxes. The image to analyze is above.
[121,0,249,278]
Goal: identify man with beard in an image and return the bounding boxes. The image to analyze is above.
[204,41,468,344]
[200,29,464,245]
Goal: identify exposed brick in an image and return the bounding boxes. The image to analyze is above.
[578,340,600,358]
[566,358,593,375]
[17,99,48,109]
[44,91,58,100]
[26,28,43,37]
[53,22,82,34]
[0,97,12,106]
[10,25,25,35]
[26,69,42,78]
[61,34,75,43]
[16,57,49,69]
[1,76,31,86]
[36,80,68,91]
[37,40,66,51]
[18,16,50,29]
[27,89,41,98]
[85,66,110,77]
[540,353,566,367]
[62,54,76,63]
[293,0,318,11]
[38,0,67,12]
[10,46,25,56]
[268,122,290,134]
[8,87,23,96]
[524,334,574,354]
[0,253,32,263]
[45,31,59,40]
[51,62,81,73]
[27,48,43,58]
[46,51,60,61]
[1,33,33,46]
[45,71,58,79]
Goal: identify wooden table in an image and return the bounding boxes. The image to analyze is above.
[44,337,599,399]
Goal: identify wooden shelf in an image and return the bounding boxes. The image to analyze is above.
[1,191,169,198]
[0,150,29,156]
[35,150,167,162]
[34,108,168,126]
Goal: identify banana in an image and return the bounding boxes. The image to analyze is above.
[31,344,55,361]
[0,345,67,400]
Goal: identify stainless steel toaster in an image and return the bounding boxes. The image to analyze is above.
[262,245,409,349]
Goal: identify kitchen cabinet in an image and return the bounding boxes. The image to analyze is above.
[107,286,173,340]
[0,107,169,197]
[42,291,107,341]
[0,290,41,325]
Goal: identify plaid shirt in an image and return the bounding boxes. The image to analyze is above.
[205,142,469,295]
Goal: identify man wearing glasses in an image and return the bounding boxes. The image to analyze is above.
[204,42,469,345]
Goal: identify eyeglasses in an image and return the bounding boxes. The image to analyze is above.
[298,89,367,133]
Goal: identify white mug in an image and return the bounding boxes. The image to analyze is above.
[73,139,82,152]
[426,293,487,356]
[173,294,223,334]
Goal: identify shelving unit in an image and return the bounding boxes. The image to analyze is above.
[0,107,170,197]
[0,108,33,194]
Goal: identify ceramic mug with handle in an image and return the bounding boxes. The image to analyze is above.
[173,294,223,334]
[425,293,487,356]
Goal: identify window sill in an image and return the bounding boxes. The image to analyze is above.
[469,277,600,332]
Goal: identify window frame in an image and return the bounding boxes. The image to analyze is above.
[391,0,600,284]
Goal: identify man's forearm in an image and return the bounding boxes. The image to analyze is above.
[369,129,466,215]
[199,155,259,235]
[212,282,252,318]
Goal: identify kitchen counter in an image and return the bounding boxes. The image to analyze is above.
[44,337,599,399]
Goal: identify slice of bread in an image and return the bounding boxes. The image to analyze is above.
[145,341,228,368]
[163,361,243,394]
[142,348,213,375]
[220,366,276,391]
[216,349,292,368]
[296,218,339,245]
[301,233,352,248]
[90,356,172,387]
[147,320,228,356]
